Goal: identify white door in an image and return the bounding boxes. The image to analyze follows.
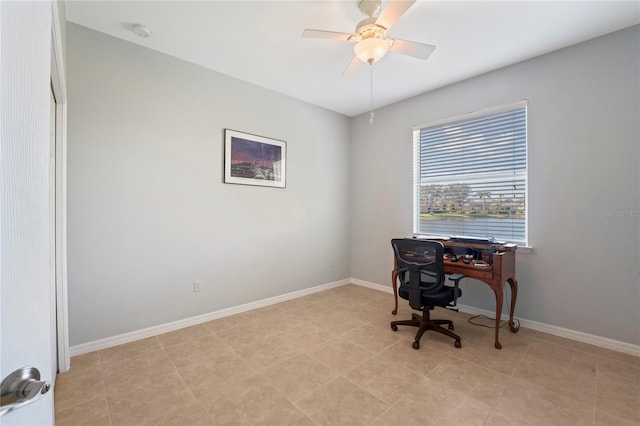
[0,1,55,424]
[50,86,59,377]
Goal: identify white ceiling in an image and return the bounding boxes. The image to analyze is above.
[65,1,639,117]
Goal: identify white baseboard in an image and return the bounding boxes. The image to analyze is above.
[70,278,350,356]
[350,278,640,357]
[70,277,639,358]
[350,278,393,294]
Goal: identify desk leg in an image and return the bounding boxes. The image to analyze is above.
[391,270,398,315]
[507,278,520,333]
[492,285,504,349]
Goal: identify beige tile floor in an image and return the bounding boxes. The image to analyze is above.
[54,284,640,426]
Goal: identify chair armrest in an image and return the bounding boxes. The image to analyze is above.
[448,273,465,283]
[447,274,464,307]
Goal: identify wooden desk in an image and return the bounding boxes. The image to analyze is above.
[391,238,519,349]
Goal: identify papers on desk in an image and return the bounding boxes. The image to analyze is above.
[413,234,507,245]
[412,235,450,240]
[451,235,497,243]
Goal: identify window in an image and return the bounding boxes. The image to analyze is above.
[413,102,528,245]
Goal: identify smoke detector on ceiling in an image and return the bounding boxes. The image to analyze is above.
[130,24,151,38]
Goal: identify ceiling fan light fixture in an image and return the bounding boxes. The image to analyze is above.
[354,37,389,64]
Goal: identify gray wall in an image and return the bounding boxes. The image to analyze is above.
[68,22,639,348]
[67,24,351,345]
[54,1,67,70]
[350,26,640,345]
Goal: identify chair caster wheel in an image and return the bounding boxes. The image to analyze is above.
[448,324,454,330]
[412,341,420,350]
[454,340,461,348]
[391,324,398,331]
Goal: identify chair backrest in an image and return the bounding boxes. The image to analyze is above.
[391,238,445,310]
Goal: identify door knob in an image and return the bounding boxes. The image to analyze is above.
[0,367,51,417]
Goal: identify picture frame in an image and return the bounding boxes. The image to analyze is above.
[224,129,286,188]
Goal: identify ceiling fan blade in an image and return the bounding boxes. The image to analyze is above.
[390,39,436,60]
[342,56,362,78]
[375,0,416,31]
[302,29,355,41]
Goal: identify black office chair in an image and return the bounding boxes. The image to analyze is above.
[390,238,465,349]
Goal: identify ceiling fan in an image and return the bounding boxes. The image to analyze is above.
[302,0,435,76]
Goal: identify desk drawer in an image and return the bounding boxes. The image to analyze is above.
[445,264,493,281]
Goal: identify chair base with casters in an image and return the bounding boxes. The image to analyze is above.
[391,307,461,349]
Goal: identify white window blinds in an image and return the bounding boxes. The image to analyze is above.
[413,103,528,244]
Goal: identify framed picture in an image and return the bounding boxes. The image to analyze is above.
[224,129,286,188]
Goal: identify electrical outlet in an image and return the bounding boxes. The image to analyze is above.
[193,281,201,293]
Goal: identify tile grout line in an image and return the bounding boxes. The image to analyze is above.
[289,376,336,426]
[593,353,600,425]
[158,338,216,425]
[97,351,114,426]
[424,353,499,425]
[512,334,598,423]
[337,375,391,426]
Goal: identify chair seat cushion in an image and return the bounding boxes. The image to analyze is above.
[399,285,461,307]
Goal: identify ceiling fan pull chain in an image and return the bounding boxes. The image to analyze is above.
[370,63,374,124]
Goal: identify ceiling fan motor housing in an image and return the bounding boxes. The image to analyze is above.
[358,0,382,18]
[353,18,387,42]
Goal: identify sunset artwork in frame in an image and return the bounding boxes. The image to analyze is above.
[224,129,286,188]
